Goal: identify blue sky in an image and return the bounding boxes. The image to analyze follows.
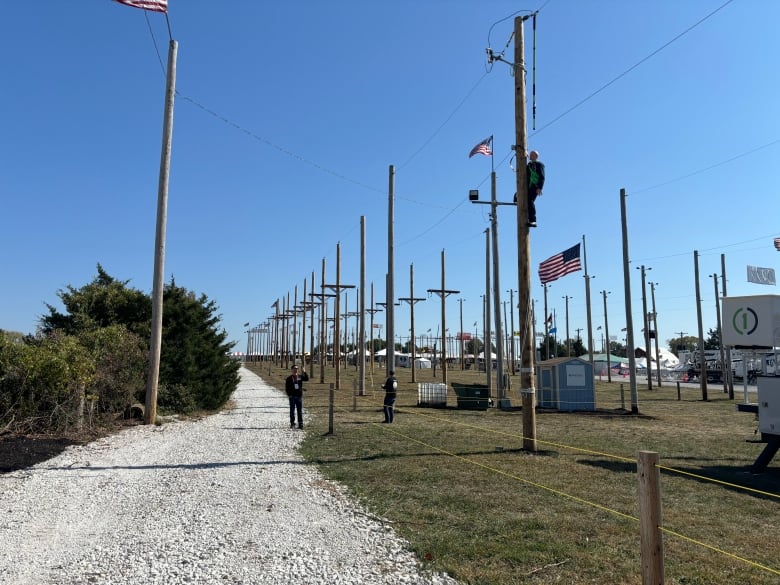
[2,0,779,354]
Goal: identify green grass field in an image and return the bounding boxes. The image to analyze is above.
[245,361,779,584]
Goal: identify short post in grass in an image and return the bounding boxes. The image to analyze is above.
[676,382,681,401]
[328,383,335,435]
[637,450,664,584]
[620,384,626,410]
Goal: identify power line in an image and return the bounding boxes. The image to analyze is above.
[529,0,737,137]
[631,137,780,195]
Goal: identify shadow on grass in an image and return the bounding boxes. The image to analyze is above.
[577,458,780,500]
[309,446,559,465]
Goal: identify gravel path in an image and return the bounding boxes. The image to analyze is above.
[0,368,459,585]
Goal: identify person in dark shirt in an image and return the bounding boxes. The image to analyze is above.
[527,150,545,227]
[381,371,398,423]
[285,365,309,429]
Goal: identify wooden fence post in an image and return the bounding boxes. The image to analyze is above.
[637,450,664,584]
[328,383,335,435]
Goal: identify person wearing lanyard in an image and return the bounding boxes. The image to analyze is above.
[285,365,309,429]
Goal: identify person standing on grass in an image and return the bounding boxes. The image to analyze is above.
[382,370,398,423]
[285,365,308,429]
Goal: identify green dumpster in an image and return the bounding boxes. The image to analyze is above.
[451,383,490,411]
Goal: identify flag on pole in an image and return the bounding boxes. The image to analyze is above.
[546,313,553,325]
[114,0,168,12]
[549,327,557,334]
[538,243,582,285]
[747,265,776,285]
[774,237,780,251]
[468,136,493,158]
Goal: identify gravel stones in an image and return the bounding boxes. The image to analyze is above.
[0,368,458,585]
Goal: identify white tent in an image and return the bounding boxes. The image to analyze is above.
[414,357,431,369]
[635,347,680,368]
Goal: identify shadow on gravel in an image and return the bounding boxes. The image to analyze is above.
[43,459,312,472]
[0,435,83,474]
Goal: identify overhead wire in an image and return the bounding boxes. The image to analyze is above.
[529,0,738,137]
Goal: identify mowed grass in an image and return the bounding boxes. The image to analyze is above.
[245,362,780,584]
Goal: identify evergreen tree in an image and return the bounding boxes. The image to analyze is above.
[158,279,239,411]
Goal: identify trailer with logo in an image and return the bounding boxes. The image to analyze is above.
[722,294,780,471]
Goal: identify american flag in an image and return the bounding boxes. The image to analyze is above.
[538,244,582,285]
[114,0,168,12]
[469,136,493,158]
[774,237,780,251]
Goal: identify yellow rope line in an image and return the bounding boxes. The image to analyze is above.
[360,415,639,523]
[326,399,780,577]
[659,526,780,576]
[656,464,779,500]
[348,393,779,499]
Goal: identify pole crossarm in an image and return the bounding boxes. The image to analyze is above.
[398,296,426,304]
[427,289,460,298]
[324,284,356,292]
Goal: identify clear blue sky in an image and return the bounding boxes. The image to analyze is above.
[2,0,779,354]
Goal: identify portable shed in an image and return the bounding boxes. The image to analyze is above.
[536,356,595,411]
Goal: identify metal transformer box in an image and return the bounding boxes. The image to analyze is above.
[757,376,780,435]
[721,295,780,348]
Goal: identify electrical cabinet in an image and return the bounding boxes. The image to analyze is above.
[757,376,780,435]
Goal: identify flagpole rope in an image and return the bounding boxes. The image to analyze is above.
[144,10,166,77]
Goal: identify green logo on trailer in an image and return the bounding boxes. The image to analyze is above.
[732,306,758,335]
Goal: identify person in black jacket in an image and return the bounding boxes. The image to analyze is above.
[382,370,398,423]
[527,150,545,227]
[285,365,309,429]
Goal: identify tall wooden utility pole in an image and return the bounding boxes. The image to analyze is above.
[620,188,639,413]
[513,15,537,451]
[387,165,396,372]
[398,264,426,383]
[582,235,595,372]
[144,39,178,425]
[650,281,662,388]
[720,254,734,399]
[359,216,366,395]
[694,250,708,401]
[324,243,355,390]
[367,283,382,375]
[428,250,459,384]
[602,290,612,383]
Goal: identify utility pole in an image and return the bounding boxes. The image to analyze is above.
[602,290,612,383]
[507,290,516,374]
[582,235,595,371]
[387,165,396,375]
[694,250,708,400]
[144,39,178,426]
[359,216,366,395]
[720,254,734,399]
[324,243,355,390]
[638,265,653,391]
[514,14,537,450]
[483,233,492,392]
[649,281,662,388]
[676,331,687,358]
[367,283,382,376]
[427,250,459,384]
[398,264,426,382]
[712,273,727,396]
[469,172,514,405]
[620,188,639,413]
[458,298,466,371]
[563,295,573,356]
